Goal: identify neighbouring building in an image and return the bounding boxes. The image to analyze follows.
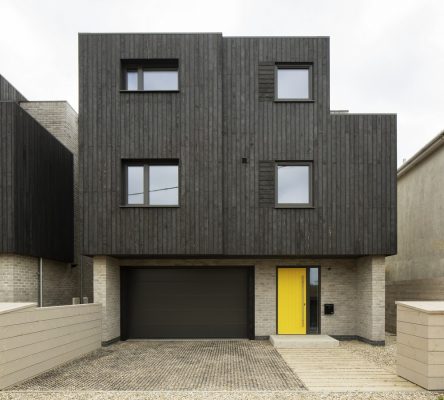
[79,33,397,345]
[0,74,92,306]
[385,132,444,333]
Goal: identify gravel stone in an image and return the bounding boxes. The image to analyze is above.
[2,335,444,400]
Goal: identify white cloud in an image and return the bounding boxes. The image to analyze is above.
[1,0,443,165]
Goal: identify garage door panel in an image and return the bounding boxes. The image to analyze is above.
[122,267,252,339]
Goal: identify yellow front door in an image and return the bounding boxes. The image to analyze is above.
[277,268,306,334]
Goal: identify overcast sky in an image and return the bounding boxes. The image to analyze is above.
[1,0,443,166]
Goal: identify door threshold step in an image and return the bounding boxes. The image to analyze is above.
[270,334,339,348]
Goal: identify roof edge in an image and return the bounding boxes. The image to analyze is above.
[398,131,444,178]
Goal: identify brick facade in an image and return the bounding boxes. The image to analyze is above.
[93,257,386,344]
[93,256,120,343]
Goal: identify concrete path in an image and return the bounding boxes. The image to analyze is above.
[277,346,421,392]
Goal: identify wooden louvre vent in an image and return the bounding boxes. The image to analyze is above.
[258,62,275,101]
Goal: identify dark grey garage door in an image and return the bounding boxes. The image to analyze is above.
[121,267,253,339]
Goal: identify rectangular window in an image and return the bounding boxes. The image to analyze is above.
[276,162,312,207]
[123,161,179,206]
[122,59,179,91]
[308,267,319,334]
[276,65,312,101]
[143,70,178,91]
[126,70,138,91]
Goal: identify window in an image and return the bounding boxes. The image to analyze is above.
[122,59,179,92]
[123,161,179,206]
[308,267,319,333]
[276,65,312,101]
[276,162,312,207]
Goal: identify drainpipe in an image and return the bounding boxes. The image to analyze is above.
[39,257,43,307]
[80,256,83,303]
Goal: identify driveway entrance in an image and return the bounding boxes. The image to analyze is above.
[9,340,305,391]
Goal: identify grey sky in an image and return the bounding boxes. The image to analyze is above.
[1,0,443,166]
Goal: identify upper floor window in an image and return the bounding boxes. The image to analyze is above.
[121,59,179,92]
[276,162,312,207]
[123,161,179,206]
[275,65,312,101]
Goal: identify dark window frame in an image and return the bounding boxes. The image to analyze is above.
[275,161,313,208]
[121,59,180,92]
[274,63,313,102]
[121,160,180,208]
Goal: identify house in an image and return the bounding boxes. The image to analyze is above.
[0,75,92,306]
[79,33,396,345]
[385,132,444,333]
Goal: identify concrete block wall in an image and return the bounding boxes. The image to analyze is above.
[93,256,120,343]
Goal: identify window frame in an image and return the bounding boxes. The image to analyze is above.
[121,59,180,92]
[122,160,180,208]
[275,161,313,208]
[274,64,313,102]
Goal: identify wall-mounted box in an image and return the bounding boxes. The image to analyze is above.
[324,304,334,315]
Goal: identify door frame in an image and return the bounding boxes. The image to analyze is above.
[275,266,321,335]
[120,266,255,340]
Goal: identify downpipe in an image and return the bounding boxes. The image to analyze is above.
[38,257,43,307]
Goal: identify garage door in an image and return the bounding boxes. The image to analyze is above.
[121,267,253,339]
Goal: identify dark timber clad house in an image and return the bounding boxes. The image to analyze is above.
[0,74,93,306]
[79,33,397,345]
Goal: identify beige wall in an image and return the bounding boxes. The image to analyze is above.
[95,257,384,343]
[0,303,101,389]
[386,143,444,332]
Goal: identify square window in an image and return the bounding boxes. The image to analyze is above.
[276,66,311,100]
[276,163,312,207]
[123,162,179,206]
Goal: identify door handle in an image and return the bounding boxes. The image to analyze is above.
[301,276,305,326]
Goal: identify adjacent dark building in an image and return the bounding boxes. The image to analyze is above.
[79,33,396,344]
[0,75,91,306]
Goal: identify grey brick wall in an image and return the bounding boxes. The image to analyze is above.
[93,256,120,343]
[92,257,385,343]
[0,254,38,302]
[320,262,357,336]
[356,256,386,342]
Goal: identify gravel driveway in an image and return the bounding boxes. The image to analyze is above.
[7,340,304,392]
[2,335,444,400]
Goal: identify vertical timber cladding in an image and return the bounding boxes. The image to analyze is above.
[79,34,224,256]
[79,34,397,257]
[222,37,397,257]
[0,103,74,262]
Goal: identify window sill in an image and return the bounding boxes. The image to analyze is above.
[120,205,180,208]
[274,99,315,103]
[275,205,315,209]
[120,90,180,93]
